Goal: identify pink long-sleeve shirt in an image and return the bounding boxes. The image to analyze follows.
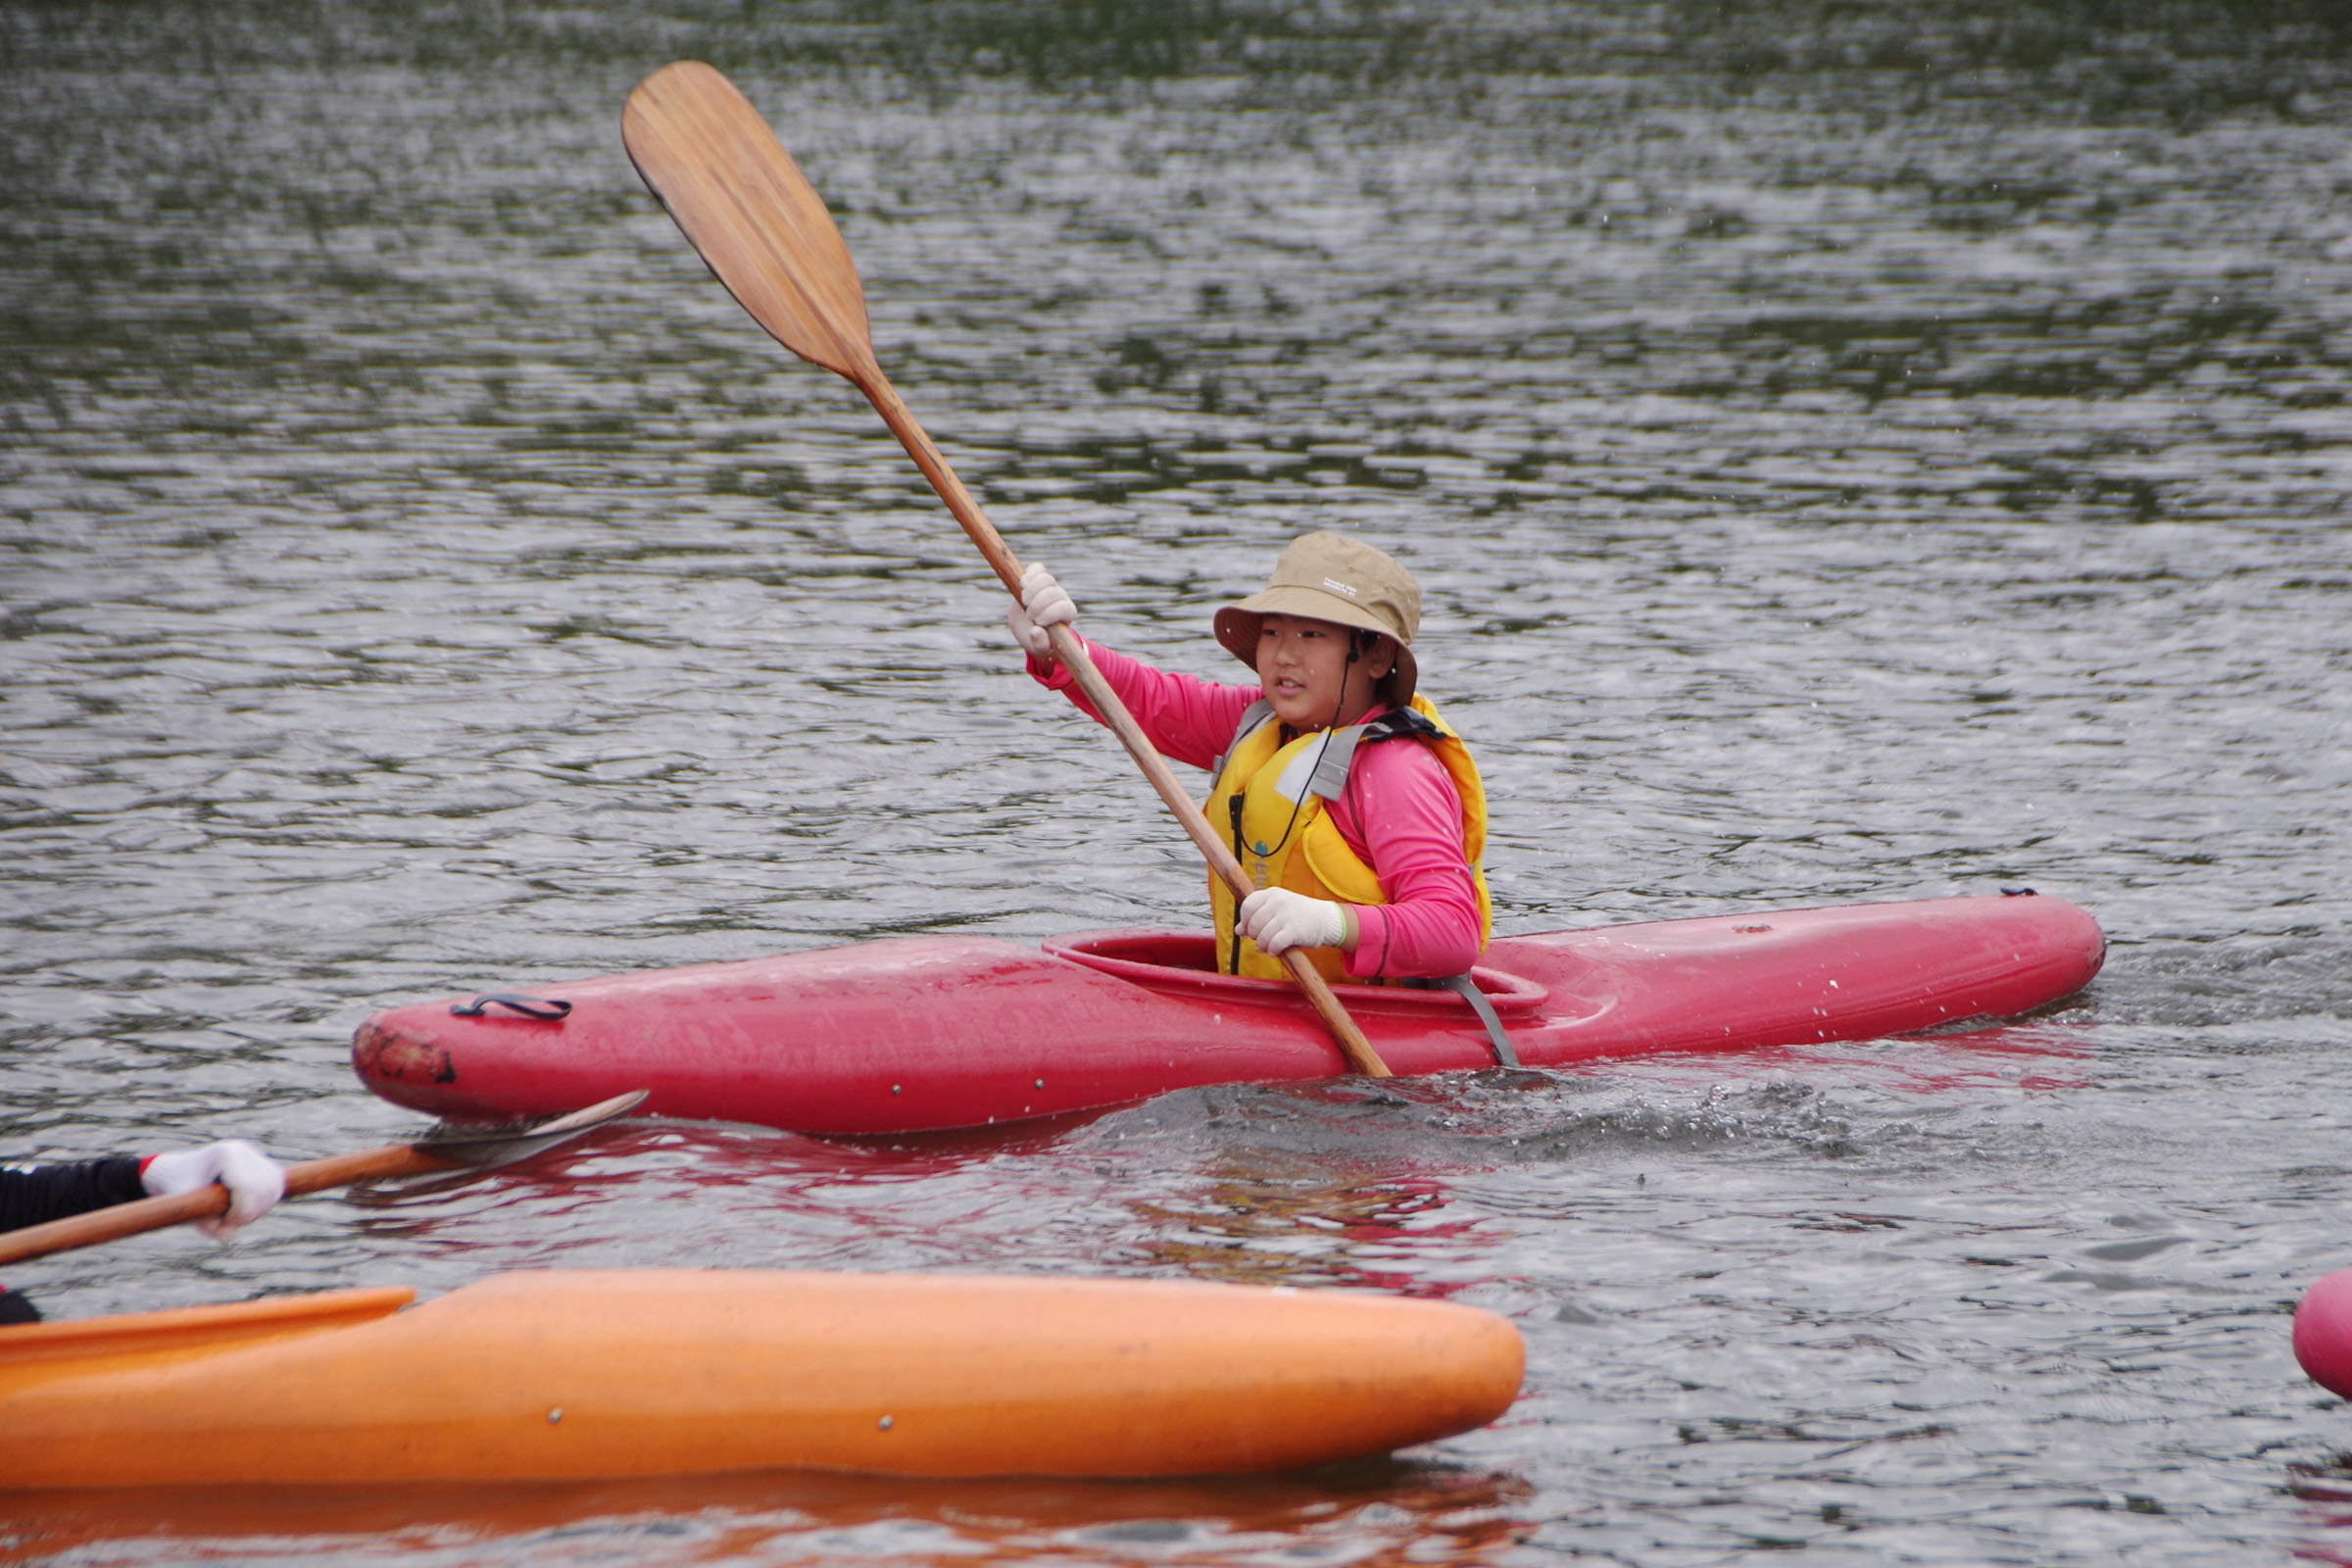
[1028,639,1484,980]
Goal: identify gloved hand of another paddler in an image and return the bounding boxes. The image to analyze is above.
[1239,888,1355,956]
[140,1139,287,1239]
[1007,564,1077,661]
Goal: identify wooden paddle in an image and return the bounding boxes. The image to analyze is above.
[0,1091,649,1267]
[619,61,1393,1078]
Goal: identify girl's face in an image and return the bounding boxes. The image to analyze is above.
[1255,613,1395,731]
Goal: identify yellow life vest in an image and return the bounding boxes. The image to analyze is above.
[1205,694,1492,983]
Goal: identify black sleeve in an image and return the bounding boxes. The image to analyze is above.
[0,1156,147,1233]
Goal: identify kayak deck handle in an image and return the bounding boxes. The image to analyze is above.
[451,994,573,1021]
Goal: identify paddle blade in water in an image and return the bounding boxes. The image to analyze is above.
[622,60,874,382]
[406,1090,650,1169]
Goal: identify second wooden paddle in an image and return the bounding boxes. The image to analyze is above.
[0,1092,649,1267]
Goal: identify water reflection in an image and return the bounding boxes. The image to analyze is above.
[1131,1162,1485,1295]
[2290,1451,2352,1566]
[0,1462,1534,1568]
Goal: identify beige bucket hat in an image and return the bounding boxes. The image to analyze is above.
[1212,531,1422,706]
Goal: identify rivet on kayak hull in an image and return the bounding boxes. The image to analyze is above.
[878,1414,894,1431]
[548,1407,563,1423]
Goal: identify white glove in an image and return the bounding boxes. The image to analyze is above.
[141,1140,287,1240]
[1238,888,1352,956]
[1006,563,1077,658]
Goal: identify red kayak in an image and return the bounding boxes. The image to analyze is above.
[2298,1270,2352,1400]
[352,893,2103,1136]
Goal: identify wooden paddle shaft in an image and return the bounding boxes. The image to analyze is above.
[621,63,1390,1078]
[0,1145,457,1269]
[860,381,1392,1077]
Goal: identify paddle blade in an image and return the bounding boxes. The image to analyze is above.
[622,60,875,382]
[406,1090,650,1169]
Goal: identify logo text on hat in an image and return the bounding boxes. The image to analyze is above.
[1322,577,1358,598]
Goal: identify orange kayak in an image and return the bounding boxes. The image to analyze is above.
[0,1269,1523,1487]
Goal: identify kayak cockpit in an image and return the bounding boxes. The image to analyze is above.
[1041,930,1551,1019]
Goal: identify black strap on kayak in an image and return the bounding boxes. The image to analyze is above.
[1408,973,1520,1067]
[449,993,572,1020]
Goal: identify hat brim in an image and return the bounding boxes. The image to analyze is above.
[1213,592,1419,708]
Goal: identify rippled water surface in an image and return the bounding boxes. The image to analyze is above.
[4,2,2350,1562]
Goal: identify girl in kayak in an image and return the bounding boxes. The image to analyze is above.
[1009,530,1489,984]
[0,1141,285,1323]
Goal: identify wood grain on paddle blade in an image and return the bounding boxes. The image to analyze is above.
[622,60,875,381]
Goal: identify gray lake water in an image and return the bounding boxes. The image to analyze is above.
[3,1,2350,1562]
